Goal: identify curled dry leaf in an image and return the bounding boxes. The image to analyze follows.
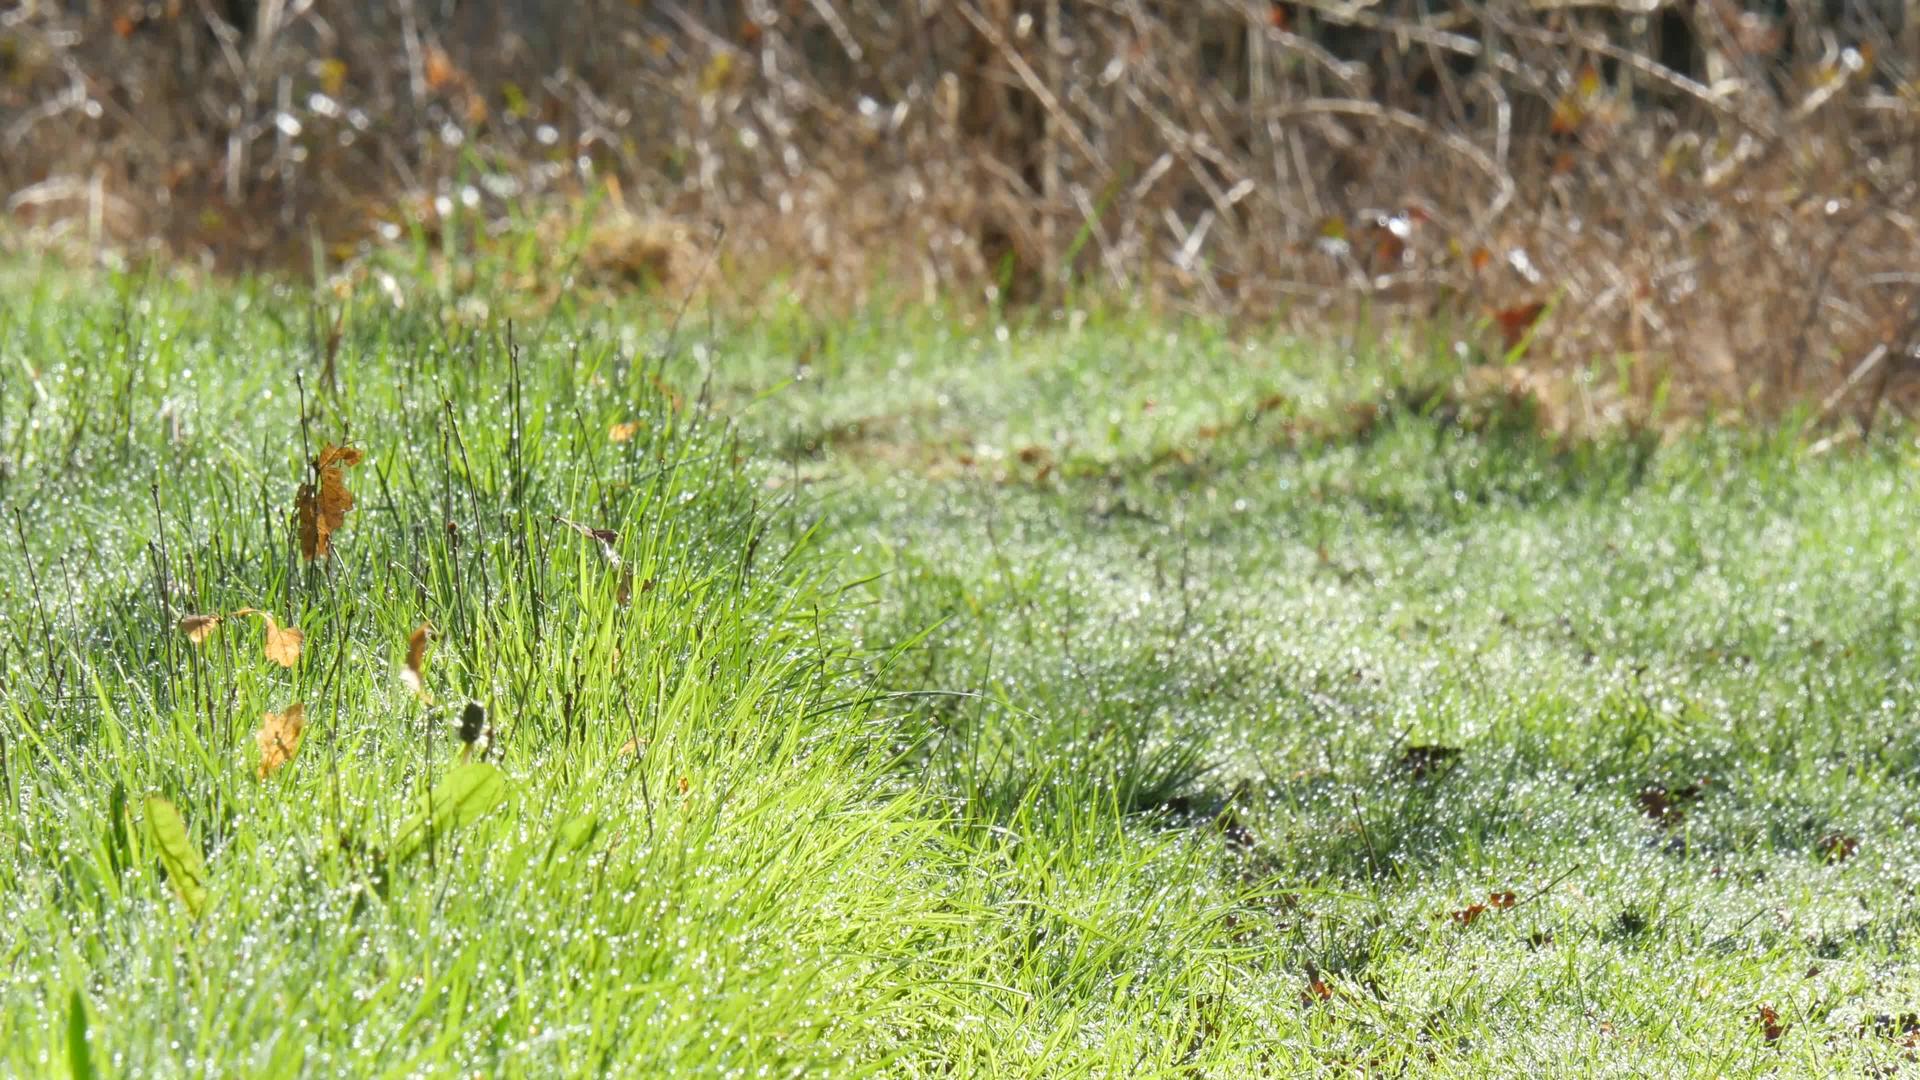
[1303,976,1333,1004]
[553,515,618,546]
[256,703,306,779]
[1757,1004,1787,1044]
[178,615,222,644]
[231,608,304,667]
[1819,833,1860,864]
[401,622,435,700]
[553,515,623,569]
[1451,891,1518,925]
[295,443,364,562]
[1451,903,1489,926]
[1638,781,1705,826]
[1491,302,1548,351]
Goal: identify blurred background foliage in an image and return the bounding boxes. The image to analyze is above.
[5,0,1920,422]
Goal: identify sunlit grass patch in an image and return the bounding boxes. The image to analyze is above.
[3,264,1919,1075]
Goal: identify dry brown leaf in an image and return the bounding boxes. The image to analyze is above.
[555,515,623,574]
[296,443,363,561]
[256,702,306,779]
[1757,1003,1787,1044]
[179,614,222,643]
[553,515,619,546]
[1492,302,1548,351]
[423,44,462,92]
[232,608,305,667]
[264,619,305,667]
[608,421,641,443]
[401,622,435,700]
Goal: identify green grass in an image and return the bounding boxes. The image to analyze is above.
[4,264,1920,1076]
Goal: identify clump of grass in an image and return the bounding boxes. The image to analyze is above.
[0,267,969,1073]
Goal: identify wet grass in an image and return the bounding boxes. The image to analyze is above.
[4,266,1920,1076]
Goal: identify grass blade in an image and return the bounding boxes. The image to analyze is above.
[142,795,209,919]
[67,989,96,1080]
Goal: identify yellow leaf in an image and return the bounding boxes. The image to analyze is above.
[317,58,347,97]
[1577,64,1602,100]
[232,608,304,667]
[264,620,304,667]
[256,703,306,779]
[178,615,221,644]
[699,52,735,95]
[608,420,641,443]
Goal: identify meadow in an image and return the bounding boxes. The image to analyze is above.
[4,265,1920,1077]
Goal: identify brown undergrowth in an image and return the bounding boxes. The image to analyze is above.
[5,2,1920,428]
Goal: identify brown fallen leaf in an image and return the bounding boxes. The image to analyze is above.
[1638,781,1706,826]
[179,614,222,644]
[231,608,304,667]
[608,420,641,443]
[1451,890,1519,925]
[295,443,364,561]
[1757,1003,1787,1045]
[1491,301,1548,351]
[256,702,307,779]
[553,515,619,546]
[1818,833,1860,864]
[1451,903,1489,925]
[401,622,435,700]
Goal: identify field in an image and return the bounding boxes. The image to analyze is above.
[4,265,1920,1077]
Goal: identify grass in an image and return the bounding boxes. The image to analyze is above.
[4,263,1920,1076]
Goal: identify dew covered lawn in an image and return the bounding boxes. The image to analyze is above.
[4,272,1919,1076]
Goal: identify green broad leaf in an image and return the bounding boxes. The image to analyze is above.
[143,795,209,919]
[392,763,508,865]
[67,989,96,1080]
[543,814,603,871]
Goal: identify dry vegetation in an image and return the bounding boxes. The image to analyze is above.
[5,0,1920,421]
